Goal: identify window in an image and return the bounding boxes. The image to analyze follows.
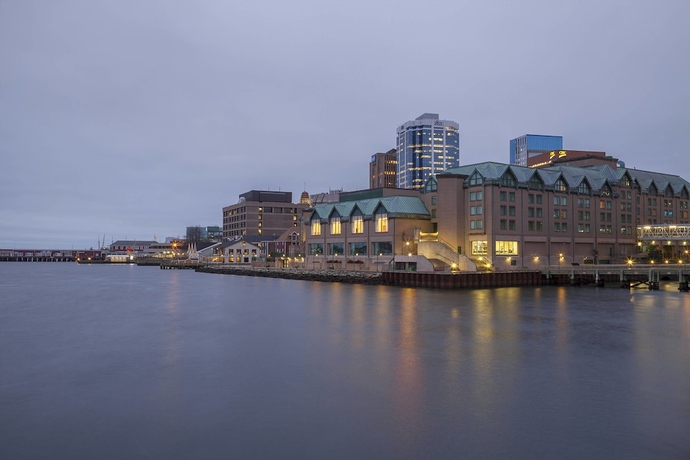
[328,243,344,256]
[469,191,483,201]
[529,175,543,190]
[500,191,507,201]
[500,220,507,230]
[309,243,323,255]
[375,213,388,232]
[536,208,543,218]
[431,196,437,205]
[469,172,483,186]
[528,221,535,231]
[352,215,363,234]
[471,241,488,255]
[528,207,535,217]
[500,172,516,187]
[509,206,516,216]
[578,181,591,194]
[330,217,341,235]
[536,221,543,231]
[536,195,543,205]
[555,179,567,192]
[528,194,534,204]
[311,220,321,236]
[431,209,437,218]
[509,220,516,230]
[560,197,567,206]
[509,192,516,202]
[495,241,518,255]
[349,242,367,256]
[373,241,392,255]
[500,206,507,216]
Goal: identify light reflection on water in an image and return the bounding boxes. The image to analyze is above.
[1,264,689,459]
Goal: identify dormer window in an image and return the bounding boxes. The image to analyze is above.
[554,178,567,192]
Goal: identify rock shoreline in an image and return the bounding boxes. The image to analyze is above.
[196,265,385,285]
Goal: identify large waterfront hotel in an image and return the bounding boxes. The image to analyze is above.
[303,158,690,272]
[396,113,460,190]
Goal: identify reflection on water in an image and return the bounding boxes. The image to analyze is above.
[1,264,689,459]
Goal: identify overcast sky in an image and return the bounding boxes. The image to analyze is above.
[1,0,688,249]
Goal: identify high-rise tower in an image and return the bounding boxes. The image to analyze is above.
[396,113,459,189]
[509,134,563,166]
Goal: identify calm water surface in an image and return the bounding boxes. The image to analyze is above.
[1,263,689,459]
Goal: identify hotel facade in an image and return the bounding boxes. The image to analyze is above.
[303,161,690,271]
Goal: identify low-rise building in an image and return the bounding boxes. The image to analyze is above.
[222,190,308,239]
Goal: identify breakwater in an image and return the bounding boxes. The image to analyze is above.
[196,265,385,285]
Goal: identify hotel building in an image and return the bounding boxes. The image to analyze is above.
[303,161,690,271]
[396,113,460,190]
[425,162,690,269]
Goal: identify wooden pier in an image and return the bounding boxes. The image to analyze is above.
[160,259,199,270]
[543,264,690,291]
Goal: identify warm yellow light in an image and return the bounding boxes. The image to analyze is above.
[665,260,669,264]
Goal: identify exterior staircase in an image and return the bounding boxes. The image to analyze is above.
[417,237,477,272]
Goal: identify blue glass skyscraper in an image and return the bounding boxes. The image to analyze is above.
[510,134,563,166]
[396,113,460,189]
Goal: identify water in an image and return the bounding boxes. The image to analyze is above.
[1,263,689,459]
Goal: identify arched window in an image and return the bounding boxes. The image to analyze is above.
[665,186,674,197]
[601,184,611,197]
[351,208,364,234]
[649,183,658,195]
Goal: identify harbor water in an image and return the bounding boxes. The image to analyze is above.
[1,263,689,459]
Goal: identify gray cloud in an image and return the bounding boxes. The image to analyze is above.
[1,0,688,248]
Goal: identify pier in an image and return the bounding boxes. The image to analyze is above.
[543,264,690,291]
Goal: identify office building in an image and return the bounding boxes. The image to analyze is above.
[396,113,459,189]
[370,149,397,188]
[222,190,309,239]
[510,134,563,166]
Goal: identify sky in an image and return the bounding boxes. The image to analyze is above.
[1,0,689,249]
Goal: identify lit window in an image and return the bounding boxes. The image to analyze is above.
[375,213,388,232]
[495,241,518,255]
[311,220,321,236]
[352,215,363,234]
[330,217,341,235]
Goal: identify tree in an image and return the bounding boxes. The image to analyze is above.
[186,226,204,244]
